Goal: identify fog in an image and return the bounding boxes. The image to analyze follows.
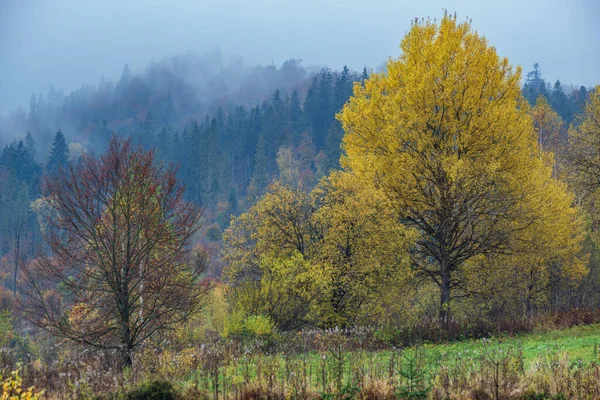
[1,0,599,116]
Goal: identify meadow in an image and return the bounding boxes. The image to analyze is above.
[78,323,600,399]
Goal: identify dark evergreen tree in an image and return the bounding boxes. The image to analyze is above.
[216,107,226,143]
[523,63,549,105]
[228,188,238,216]
[361,67,369,83]
[170,130,181,164]
[117,64,132,94]
[334,65,353,111]
[289,90,304,141]
[248,132,268,200]
[1,141,41,190]
[550,80,572,123]
[186,121,203,204]
[137,112,156,149]
[324,122,344,171]
[156,126,172,162]
[161,91,175,126]
[571,86,589,117]
[47,130,70,174]
[25,132,36,159]
[304,76,320,146]
[315,70,334,148]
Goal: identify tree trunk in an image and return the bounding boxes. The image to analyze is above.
[120,287,133,369]
[525,270,534,323]
[121,344,133,369]
[439,263,451,329]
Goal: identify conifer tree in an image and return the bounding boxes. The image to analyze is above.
[523,63,549,105]
[47,130,70,174]
[550,80,572,123]
[24,132,35,159]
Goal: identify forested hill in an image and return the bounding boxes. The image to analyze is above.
[0,54,367,275]
[1,51,315,154]
[0,55,591,277]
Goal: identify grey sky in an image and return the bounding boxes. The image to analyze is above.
[1,0,599,115]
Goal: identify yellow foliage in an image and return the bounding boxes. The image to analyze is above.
[1,370,43,400]
[309,171,417,326]
[223,177,418,328]
[530,96,564,154]
[569,86,600,239]
[338,13,585,320]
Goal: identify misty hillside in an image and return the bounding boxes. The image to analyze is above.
[0,50,322,157]
[0,52,368,275]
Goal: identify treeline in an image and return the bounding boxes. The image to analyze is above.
[0,50,311,157]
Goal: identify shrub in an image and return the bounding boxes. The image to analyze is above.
[243,315,275,337]
[125,380,179,400]
[205,224,223,242]
[224,314,275,340]
[1,369,43,400]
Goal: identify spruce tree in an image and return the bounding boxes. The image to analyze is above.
[316,70,334,148]
[523,63,549,105]
[47,130,70,174]
[304,76,320,145]
[289,90,304,141]
[550,80,572,123]
[24,132,36,159]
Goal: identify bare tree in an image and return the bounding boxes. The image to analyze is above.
[21,136,209,367]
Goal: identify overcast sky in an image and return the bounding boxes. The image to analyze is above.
[1,0,599,115]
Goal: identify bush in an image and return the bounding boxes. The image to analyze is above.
[1,369,43,399]
[224,314,275,340]
[205,224,223,242]
[126,380,178,400]
[243,315,275,337]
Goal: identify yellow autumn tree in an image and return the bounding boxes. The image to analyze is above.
[531,96,564,155]
[464,154,586,320]
[338,14,584,326]
[223,177,418,329]
[567,87,600,307]
[222,182,315,330]
[568,86,600,235]
[309,172,417,327]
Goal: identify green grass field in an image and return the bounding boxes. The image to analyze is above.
[419,323,600,367]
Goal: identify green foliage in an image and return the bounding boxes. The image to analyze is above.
[243,315,275,337]
[396,347,430,399]
[205,224,223,242]
[125,380,178,400]
[0,311,13,348]
[223,313,275,339]
[46,130,70,174]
